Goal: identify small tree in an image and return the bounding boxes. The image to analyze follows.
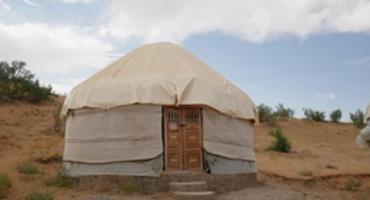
[350,109,365,128]
[274,103,294,119]
[303,108,326,122]
[257,104,276,125]
[330,109,342,123]
[268,128,291,153]
[0,61,53,103]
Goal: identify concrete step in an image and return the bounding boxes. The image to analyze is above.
[169,181,208,192]
[172,191,216,200]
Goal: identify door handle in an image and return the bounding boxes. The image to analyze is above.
[179,124,186,127]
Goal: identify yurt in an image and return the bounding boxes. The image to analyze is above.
[61,42,258,177]
[357,104,370,148]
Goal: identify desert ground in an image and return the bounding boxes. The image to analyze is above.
[1,97,370,200]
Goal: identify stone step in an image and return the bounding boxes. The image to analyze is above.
[169,181,208,192]
[172,191,216,200]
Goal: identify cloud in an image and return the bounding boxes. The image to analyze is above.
[0,0,10,11]
[0,22,114,93]
[24,0,41,8]
[60,0,97,4]
[346,56,370,66]
[316,93,336,100]
[99,0,370,43]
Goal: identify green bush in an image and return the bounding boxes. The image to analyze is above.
[0,174,12,198]
[299,170,313,176]
[274,103,294,119]
[45,175,75,188]
[303,108,326,122]
[330,109,342,123]
[25,191,53,200]
[344,178,362,191]
[18,163,39,175]
[350,109,365,128]
[268,128,291,153]
[0,61,53,103]
[257,104,277,125]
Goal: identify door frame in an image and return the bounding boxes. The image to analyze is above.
[163,105,204,171]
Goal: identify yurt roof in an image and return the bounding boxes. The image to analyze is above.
[61,42,257,121]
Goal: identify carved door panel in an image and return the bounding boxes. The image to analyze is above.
[182,108,202,170]
[164,107,202,171]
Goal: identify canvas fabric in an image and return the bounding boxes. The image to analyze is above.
[205,152,256,174]
[202,108,255,161]
[61,42,257,122]
[63,105,162,163]
[63,155,163,177]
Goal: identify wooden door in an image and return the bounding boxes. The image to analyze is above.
[164,106,203,171]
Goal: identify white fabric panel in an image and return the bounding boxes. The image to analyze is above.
[205,152,256,174]
[357,121,370,148]
[61,42,257,122]
[202,108,255,161]
[63,105,162,163]
[63,155,163,177]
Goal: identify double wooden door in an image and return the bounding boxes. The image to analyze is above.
[164,106,203,171]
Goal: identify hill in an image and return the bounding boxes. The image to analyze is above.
[0,99,370,199]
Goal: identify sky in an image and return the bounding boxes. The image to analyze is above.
[0,0,369,120]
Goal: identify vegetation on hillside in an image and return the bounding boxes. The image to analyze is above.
[303,108,326,122]
[257,104,277,125]
[25,191,53,200]
[274,103,295,119]
[0,61,53,103]
[268,128,291,153]
[330,109,342,123]
[257,103,295,125]
[350,109,365,128]
[18,163,39,175]
[0,174,12,198]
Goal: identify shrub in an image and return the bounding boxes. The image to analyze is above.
[344,178,362,191]
[303,108,325,122]
[268,128,291,153]
[257,104,277,125]
[350,109,365,128]
[0,61,53,103]
[274,103,294,119]
[45,175,75,188]
[18,163,39,175]
[299,170,313,176]
[25,191,53,200]
[330,109,342,123]
[0,174,12,198]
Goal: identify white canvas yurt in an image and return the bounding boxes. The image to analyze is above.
[61,42,258,177]
[357,104,370,148]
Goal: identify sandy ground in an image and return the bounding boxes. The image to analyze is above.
[1,98,370,199]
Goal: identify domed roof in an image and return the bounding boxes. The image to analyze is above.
[61,42,257,121]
